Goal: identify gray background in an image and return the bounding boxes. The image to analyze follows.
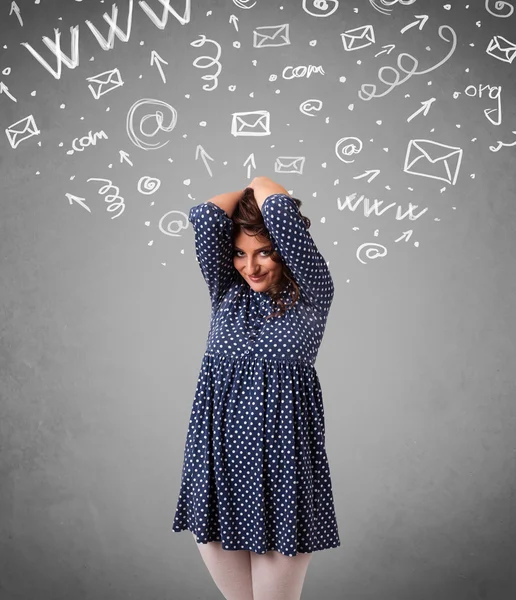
[1,0,515,599]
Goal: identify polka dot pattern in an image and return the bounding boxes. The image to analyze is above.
[172,194,340,557]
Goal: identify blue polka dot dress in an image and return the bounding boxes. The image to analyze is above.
[172,193,340,557]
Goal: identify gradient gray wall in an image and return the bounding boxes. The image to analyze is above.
[1,0,515,599]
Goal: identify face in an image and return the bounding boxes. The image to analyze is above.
[233,230,283,291]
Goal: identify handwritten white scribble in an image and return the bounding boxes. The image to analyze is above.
[274,157,305,174]
[485,0,514,17]
[21,25,80,79]
[10,2,23,26]
[87,177,126,219]
[253,24,290,48]
[283,65,325,79]
[138,0,191,29]
[0,82,17,102]
[150,50,168,83]
[400,14,428,34]
[335,137,363,164]
[341,25,375,51]
[338,192,428,220]
[67,130,108,154]
[486,35,516,63]
[191,35,221,91]
[489,131,516,152]
[302,0,339,18]
[137,176,161,194]
[232,0,257,8]
[86,68,124,99]
[5,114,40,148]
[369,0,417,15]
[404,139,463,186]
[159,210,189,237]
[85,0,133,50]
[375,44,395,57]
[231,110,270,136]
[359,25,457,101]
[299,99,323,116]
[126,98,178,150]
[464,84,502,126]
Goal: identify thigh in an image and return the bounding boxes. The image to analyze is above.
[192,533,254,600]
[250,550,313,600]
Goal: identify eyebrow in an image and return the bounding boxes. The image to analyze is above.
[233,245,271,252]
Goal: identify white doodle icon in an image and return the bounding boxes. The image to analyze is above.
[86,68,124,99]
[126,98,178,151]
[299,99,323,117]
[335,137,363,164]
[485,0,514,18]
[253,24,290,48]
[231,110,271,137]
[341,25,375,52]
[137,176,161,194]
[5,114,40,148]
[486,35,516,64]
[274,157,305,175]
[404,139,463,186]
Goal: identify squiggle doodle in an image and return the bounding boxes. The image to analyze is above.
[359,25,457,101]
[485,0,514,17]
[191,35,221,92]
[369,0,417,16]
[87,178,125,219]
[335,137,363,164]
[137,176,161,194]
[489,131,516,152]
[126,98,178,151]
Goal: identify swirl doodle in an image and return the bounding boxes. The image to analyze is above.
[137,176,161,195]
[87,178,126,219]
[369,0,417,15]
[335,137,363,164]
[359,25,457,101]
[302,0,339,18]
[191,35,222,92]
[126,98,178,151]
[158,210,189,237]
[485,0,514,17]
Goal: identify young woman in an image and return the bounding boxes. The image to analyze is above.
[172,176,340,599]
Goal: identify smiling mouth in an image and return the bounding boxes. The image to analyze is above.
[249,273,267,281]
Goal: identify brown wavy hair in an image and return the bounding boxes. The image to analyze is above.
[231,187,311,320]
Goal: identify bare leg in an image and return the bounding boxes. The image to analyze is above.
[250,549,313,600]
[192,533,254,600]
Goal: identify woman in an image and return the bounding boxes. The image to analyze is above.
[172,176,340,600]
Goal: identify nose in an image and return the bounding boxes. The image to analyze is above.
[246,256,261,274]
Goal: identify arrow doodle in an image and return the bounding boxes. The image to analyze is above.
[195,145,215,177]
[353,170,381,183]
[66,193,90,212]
[229,14,239,32]
[244,153,257,180]
[10,1,23,26]
[407,97,436,122]
[0,82,17,102]
[374,44,396,57]
[119,150,133,165]
[150,50,168,83]
[401,15,429,34]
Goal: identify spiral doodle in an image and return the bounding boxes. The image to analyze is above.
[485,0,514,17]
[335,137,363,164]
[137,176,161,195]
[87,178,126,220]
[191,35,222,92]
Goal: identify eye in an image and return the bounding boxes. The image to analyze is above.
[233,249,272,257]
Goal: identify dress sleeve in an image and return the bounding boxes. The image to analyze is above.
[261,193,334,315]
[188,201,235,310]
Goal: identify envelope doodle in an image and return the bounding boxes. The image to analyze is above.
[87,68,124,99]
[5,114,40,149]
[274,156,306,175]
[231,110,271,137]
[486,35,516,64]
[341,25,375,52]
[404,139,463,186]
[253,24,290,48]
